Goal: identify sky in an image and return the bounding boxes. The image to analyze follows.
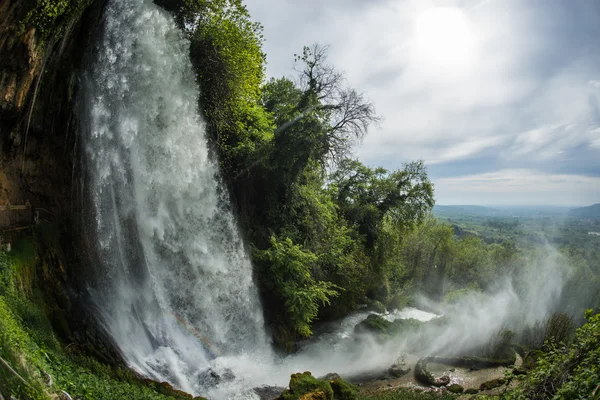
[244,0,600,206]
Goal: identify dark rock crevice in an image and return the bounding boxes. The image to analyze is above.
[0,0,124,363]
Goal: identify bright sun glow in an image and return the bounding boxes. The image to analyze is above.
[415,7,474,66]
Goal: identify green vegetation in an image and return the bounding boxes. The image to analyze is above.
[256,236,341,337]
[359,388,455,400]
[354,314,423,341]
[0,230,203,400]
[447,384,463,394]
[397,216,600,318]
[503,310,600,400]
[22,0,93,42]
[157,0,435,346]
[149,17,600,400]
[279,372,358,400]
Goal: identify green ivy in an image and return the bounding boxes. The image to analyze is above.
[22,0,92,43]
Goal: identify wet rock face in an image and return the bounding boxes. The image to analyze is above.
[0,2,42,118]
[479,377,505,391]
[414,358,449,387]
[254,385,287,400]
[0,0,129,367]
[0,0,106,209]
[387,362,411,378]
[197,368,235,388]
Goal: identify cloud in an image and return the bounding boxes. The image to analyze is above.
[435,169,600,205]
[245,0,600,204]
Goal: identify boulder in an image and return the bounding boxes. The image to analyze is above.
[278,372,358,400]
[387,362,411,378]
[427,354,516,369]
[447,384,464,394]
[321,373,341,381]
[254,386,287,400]
[433,376,450,387]
[414,358,436,386]
[280,372,334,400]
[480,378,506,391]
[197,367,235,387]
[414,358,449,387]
[329,377,358,400]
[354,314,392,335]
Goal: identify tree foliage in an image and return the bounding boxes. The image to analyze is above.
[255,236,340,337]
[505,310,600,400]
[330,159,434,251]
[288,44,381,165]
[152,0,435,347]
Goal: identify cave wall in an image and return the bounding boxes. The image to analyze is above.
[0,0,105,216]
[0,0,122,358]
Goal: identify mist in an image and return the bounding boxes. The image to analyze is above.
[193,240,592,399]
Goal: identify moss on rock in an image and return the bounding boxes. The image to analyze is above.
[414,358,449,387]
[480,378,506,391]
[280,372,334,400]
[329,378,358,400]
[354,314,424,341]
[279,372,358,400]
[447,384,464,394]
[354,314,393,335]
[414,358,435,386]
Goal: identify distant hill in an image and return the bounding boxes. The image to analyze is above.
[569,203,600,218]
[433,205,501,217]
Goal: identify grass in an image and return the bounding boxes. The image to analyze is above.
[0,228,201,400]
[359,388,456,400]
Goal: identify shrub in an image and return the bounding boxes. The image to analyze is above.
[505,310,600,400]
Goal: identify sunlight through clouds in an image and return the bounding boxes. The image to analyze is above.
[245,0,600,205]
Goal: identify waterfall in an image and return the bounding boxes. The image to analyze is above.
[81,0,270,395]
[79,1,444,397]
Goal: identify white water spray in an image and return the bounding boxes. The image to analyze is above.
[82,0,270,395]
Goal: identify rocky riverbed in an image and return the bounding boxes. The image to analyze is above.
[355,352,522,397]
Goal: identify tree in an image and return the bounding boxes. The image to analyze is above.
[158,0,273,174]
[330,158,435,251]
[287,44,381,165]
[255,236,340,338]
[400,218,454,300]
[247,44,380,187]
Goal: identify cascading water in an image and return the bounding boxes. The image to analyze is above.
[81,0,270,395]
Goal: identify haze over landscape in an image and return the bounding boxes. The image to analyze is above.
[246,0,600,206]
